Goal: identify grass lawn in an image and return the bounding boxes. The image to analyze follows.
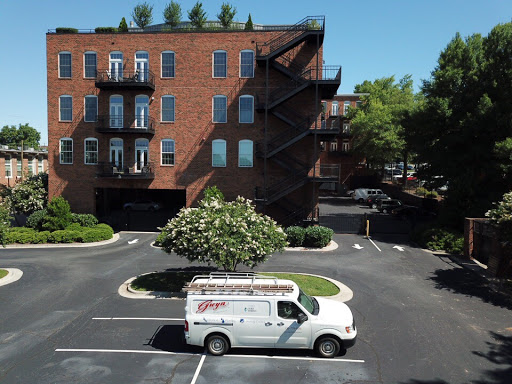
[130,271,339,296]
[0,269,8,279]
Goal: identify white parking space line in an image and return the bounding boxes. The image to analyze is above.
[190,353,206,384]
[225,354,365,363]
[92,317,184,321]
[368,238,382,252]
[55,348,197,356]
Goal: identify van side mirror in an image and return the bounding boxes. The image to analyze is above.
[297,313,308,324]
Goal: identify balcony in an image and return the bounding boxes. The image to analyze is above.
[96,161,155,179]
[95,69,155,90]
[96,115,155,135]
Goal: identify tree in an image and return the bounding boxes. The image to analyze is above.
[131,2,154,29]
[407,22,512,226]
[119,17,128,32]
[159,186,288,271]
[188,1,207,29]
[42,196,72,232]
[350,75,416,170]
[0,124,40,149]
[217,2,236,29]
[163,1,182,27]
[0,205,11,246]
[1,173,47,215]
[244,14,253,31]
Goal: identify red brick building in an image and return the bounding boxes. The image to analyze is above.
[319,94,367,193]
[46,17,340,229]
[0,147,48,188]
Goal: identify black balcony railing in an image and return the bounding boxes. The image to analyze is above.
[95,69,155,90]
[96,161,155,179]
[96,115,155,134]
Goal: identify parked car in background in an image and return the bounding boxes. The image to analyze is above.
[367,194,391,209]
[123,200,161,211]
[378,199,403,213]
[351,188,384,203]
[391,205,436,218]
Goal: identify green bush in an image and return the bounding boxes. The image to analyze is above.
[78,226,113,242]
[56,27,78,33]
[42,196,73,232]
[5,227,37,244]
[411,226,463,254]
[65,223,82,231]
[154,231,167,247]
[48,230,79,243]
[425,190,439,199]
[304,226,333,248]
[26,209,47,231]
[285,226,306,247]
[71,213,98,228]
[416,187,438,199]
[34,231,51,244]
[95,27,118,33]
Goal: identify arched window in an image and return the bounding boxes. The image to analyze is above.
[212,139,226,167]
[84,138,98,165]
[109,51,123,80]
[213,50,227,78]
[135,95,149,128]
[59,51,71,78]
[161,139,175,166]
[213,95,227,123]
[84,95,98,122]
[240,50,254,78]
[109,95,123,128]
[84,51,97,78]
[161,95,175,122]
[110,138,123,168]
[59,95,72,121]
[135,138,149,172]
[60,138,73,164]
[135,51,149,81]
[161,51,175,78]
[239,95,254,123]
[238,140,253,167]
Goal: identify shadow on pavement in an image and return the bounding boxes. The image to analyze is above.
[472,332,512,384]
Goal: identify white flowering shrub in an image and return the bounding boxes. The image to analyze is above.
[1,173,47,215]
[486,191,512,238]
[159,187,288,271]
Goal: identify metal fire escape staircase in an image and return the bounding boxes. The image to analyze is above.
[254,16,341,225]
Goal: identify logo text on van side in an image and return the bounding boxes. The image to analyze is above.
[196,300,228,313]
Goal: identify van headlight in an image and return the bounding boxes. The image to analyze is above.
[345,319,356,334]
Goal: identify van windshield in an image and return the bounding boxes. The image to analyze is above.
[298,288,319,315]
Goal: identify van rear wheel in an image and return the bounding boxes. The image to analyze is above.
[316,337,340,358]
[206,334,229,356]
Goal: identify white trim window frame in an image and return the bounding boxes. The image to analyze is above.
[59,95,73,122]
[238,140,253,167]
[212,139,226,167]
[84,138,98,165]
[331,101,339,116]
[38,156,44,173]
[84,51,97,78]
[212,95,227,123]
[344,101,351,115]
[239,95,254,123]
[5,155,11,178]
[60,138,73,164]
[161,51,175,78]
[240,50,254,78]
[330,140,338,152]
[161,139,175,166]
[213,50,227,78]
[84,95,98,122]
[28,158,35,176]
[59,51,72,78]
[161,95,175,122]
[16,156,22,178]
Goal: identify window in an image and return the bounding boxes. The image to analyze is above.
[27,158,35,176]
[84,95,98,122]
[238,140,253,167]
[161,139,175,166]
[135,95,149,128]
[277,301,303,320]
[332,101,339,115]
[344,101,351,115]
[135,51,149,82]
[161,95,175,122]
[84,138,98,165]
[135,138,149,172]
[213,50,227,78]
[60,95,73,121]
[59,52,71,78]
[213,95,227,123]
[212,139,226,167]
[341,141,350,152]
[84,51,97,78]
[330,140,338,152]
[109,51,123,80]
[240,50,254,78]
[16,156,21,178]
[321,101,328,115]
[60,138,73,164]
[343,123,351,134]
[239,95,254,123]
[38,156,44,173]
[110,95,123,128]
[110,138,123,168]
[162,51,175,78]
[5,155,11,178]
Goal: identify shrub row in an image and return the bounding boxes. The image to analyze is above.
[95,27,118,33]
[285,226,333,248]
[27,210,98,231]
[411,225,464,254]
[5,224,113,244]
[55,27,78,33]
[416,187,439,199]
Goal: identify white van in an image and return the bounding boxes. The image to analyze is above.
[352,188,384,203]
[183,273,356,358]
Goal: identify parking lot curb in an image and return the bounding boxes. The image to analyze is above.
[0,233,120,249]
[284,240,338,252]
[0,268,23,287]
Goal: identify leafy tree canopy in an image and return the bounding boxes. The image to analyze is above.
[119,17,128,32]
[159,187,287,271]
[0,124,40,149]
[244,13,253,31]
[217,2,236,28]
[188,1,207,29]
[163,1,182,27]
[131,2,154,29]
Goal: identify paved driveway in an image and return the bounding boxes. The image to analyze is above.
[0,232,511,383]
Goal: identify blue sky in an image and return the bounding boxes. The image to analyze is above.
[1,0,511,145]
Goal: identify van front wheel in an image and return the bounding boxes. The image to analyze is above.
[316,337,340,358]
[206,334,229,356]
